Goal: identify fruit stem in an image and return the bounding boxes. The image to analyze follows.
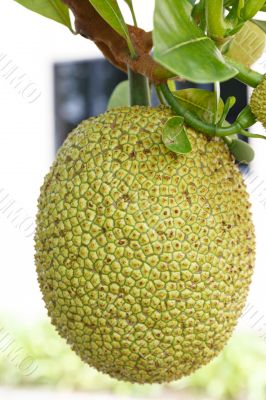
[222,136,232,145]
[159,83,258,137]
[240,129,266,140]
[225,56,264,88]
[155,85,167,105]
[235,105,257,128]
[206,0,228,38]
[128,67,151,106]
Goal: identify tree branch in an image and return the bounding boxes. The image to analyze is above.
[61,0,175,82]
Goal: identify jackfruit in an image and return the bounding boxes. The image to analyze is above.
[250,75,266,128]
[35,106,255,384]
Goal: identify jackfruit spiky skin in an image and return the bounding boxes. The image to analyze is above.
[250,75,266,128]
[35,106,255,384]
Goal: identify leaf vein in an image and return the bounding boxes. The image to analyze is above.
[161,37,210,55]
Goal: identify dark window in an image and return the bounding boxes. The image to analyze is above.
[54,59,127,151]
[54,58,249,168]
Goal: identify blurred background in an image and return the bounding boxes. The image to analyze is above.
[0,1,266,399]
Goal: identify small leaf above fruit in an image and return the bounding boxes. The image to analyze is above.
[162,116,192,154]
[107,81,130,109]
[173,88,225,124]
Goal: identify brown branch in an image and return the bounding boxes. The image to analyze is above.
[61,0,175,83]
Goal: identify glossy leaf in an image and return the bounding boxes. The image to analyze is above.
[162,116,192,154]
[167,80,176,92]
[218,96,236,126]
[107,81,130,110]
[88,0,135,55]
[153,0,238,83]
[173,88,224,124]
[14,0,72,30]
[227,21,266,67]
[122,0,133,6]
[242,0,265,20]
[122,0,137,26]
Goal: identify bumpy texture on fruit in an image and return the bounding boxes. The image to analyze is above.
[35,106,255,384]
[250,75,266,128]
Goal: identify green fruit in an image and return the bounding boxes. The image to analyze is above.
[250,75,266,128]
[35,106,255,384]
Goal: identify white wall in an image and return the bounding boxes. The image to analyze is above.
[243,43,266,335]
[0,1,154,320]
[0,2,95,320]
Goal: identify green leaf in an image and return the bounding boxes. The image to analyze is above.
[173,88,224,124]
[122,0,137,26]
[153,0,238,83]
[122,0,133,6]
[218,96,236,126]
[227,21,266,67]
[88,0,136,56]
[242,0,265,20]
[162,116,192,154]
[107,81,130,110]
[14,0,72,30]
[228,139,255,163]
[167,80,176,92]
